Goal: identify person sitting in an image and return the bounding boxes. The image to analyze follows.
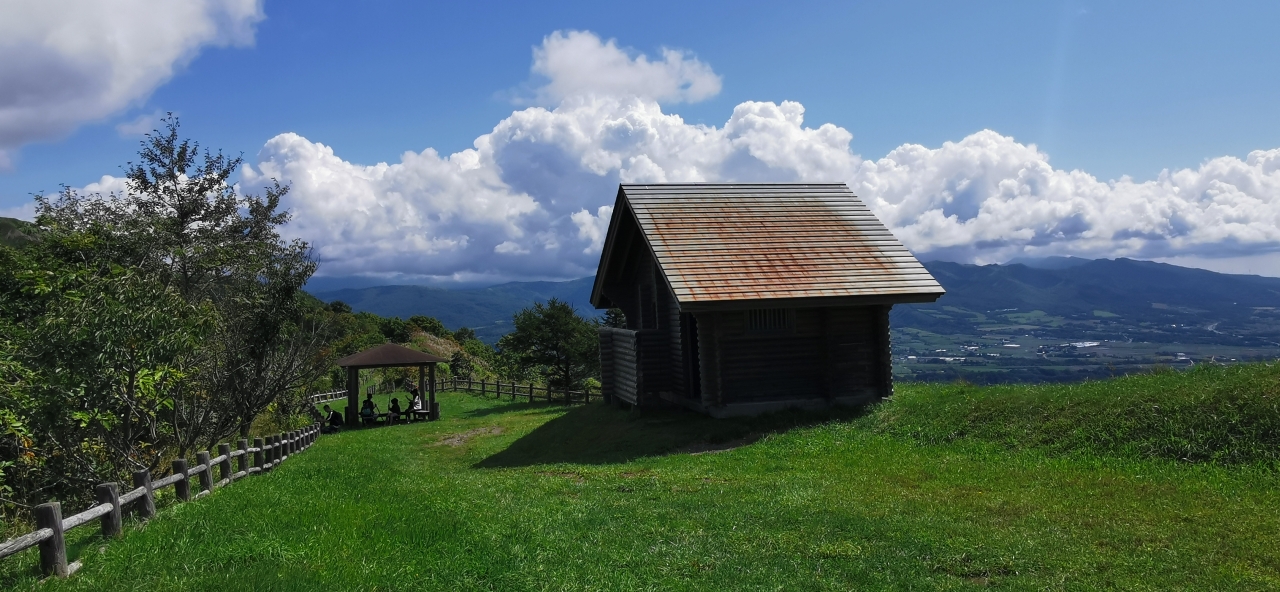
[403,384,421,421]
[360,394,380,426]
[387,397,402,424]
[322,404,343,434]
[409,388,425,419]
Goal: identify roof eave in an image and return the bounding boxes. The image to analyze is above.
[675,290,946,312]
[589,187,629,309]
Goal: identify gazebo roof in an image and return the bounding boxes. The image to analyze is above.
[335,343,447,369]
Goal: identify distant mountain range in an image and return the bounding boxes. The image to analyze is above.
[311,257,1280,346]
[899,258,1280,346]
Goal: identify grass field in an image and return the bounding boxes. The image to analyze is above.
[4,365,1280,590]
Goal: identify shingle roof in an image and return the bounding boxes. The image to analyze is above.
[592,183,944,308]
[335,343,447,369]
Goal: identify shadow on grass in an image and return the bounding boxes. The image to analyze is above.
[474,401,869,468]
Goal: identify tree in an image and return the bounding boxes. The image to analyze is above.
[449,352,473,380]
[379,317,411,343]
[34,114,324,443]
[453,326,476,343]
[409,315,449,338]
[603,308,627,328]
[498,298,599,393]
[1,241,211,506]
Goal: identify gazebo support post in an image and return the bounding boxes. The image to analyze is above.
[428,363,439,420]
[345,367,359,427]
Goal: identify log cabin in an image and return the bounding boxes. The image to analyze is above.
[591,183,944,417]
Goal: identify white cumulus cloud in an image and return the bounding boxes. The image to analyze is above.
[531,31,721,105]
[251,94,1280,284]
[0,0,264,162]
[19,27,1239,284]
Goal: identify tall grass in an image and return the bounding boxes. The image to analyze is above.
[873,362,1280,465]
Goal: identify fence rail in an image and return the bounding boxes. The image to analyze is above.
[446,377,595,405]
[0,423,321,579]
[307,390,347,405]
[310,380,596,408]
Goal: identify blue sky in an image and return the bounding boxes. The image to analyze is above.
[3,1,1279,281]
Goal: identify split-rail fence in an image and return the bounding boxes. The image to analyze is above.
[0,423,321,579]
[309,378,597,407]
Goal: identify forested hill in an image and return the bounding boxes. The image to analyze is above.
[897,258,1280,346]
[311,276,596,342]
[309,258,1280,345]
[0,216,36,248]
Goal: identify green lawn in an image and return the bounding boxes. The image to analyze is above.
[5,371,1280,590]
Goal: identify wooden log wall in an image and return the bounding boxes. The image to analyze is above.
[699,305,892,406]
[597,327,641,405]
[0,424,322,579]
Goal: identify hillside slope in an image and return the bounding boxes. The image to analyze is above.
[0,216,35,249]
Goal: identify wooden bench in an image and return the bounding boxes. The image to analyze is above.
[363,410,428,426]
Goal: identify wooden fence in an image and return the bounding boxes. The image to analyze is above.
[309,380,596,406]
[447,377,595,405]
[0,423,321,578]
[308,390,347,406]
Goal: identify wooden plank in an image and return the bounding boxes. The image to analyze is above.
[0,528,52,560]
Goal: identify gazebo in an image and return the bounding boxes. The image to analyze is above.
[335,343,447,424]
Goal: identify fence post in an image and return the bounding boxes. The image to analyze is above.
[452,375,457,390]
[253,438,264,471]
[237,439,248,474]
[218,443,232,483]
[196,451,212,495]
[481,379,486,398]
[34,502,67,577]
[547,385,552,403]
[132,469,155,519]
[95,482,122,539]
[173,458,190,501]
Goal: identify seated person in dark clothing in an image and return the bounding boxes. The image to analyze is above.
[360,393,380,425]
[322,404,343,433]
[388,398,402,424]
